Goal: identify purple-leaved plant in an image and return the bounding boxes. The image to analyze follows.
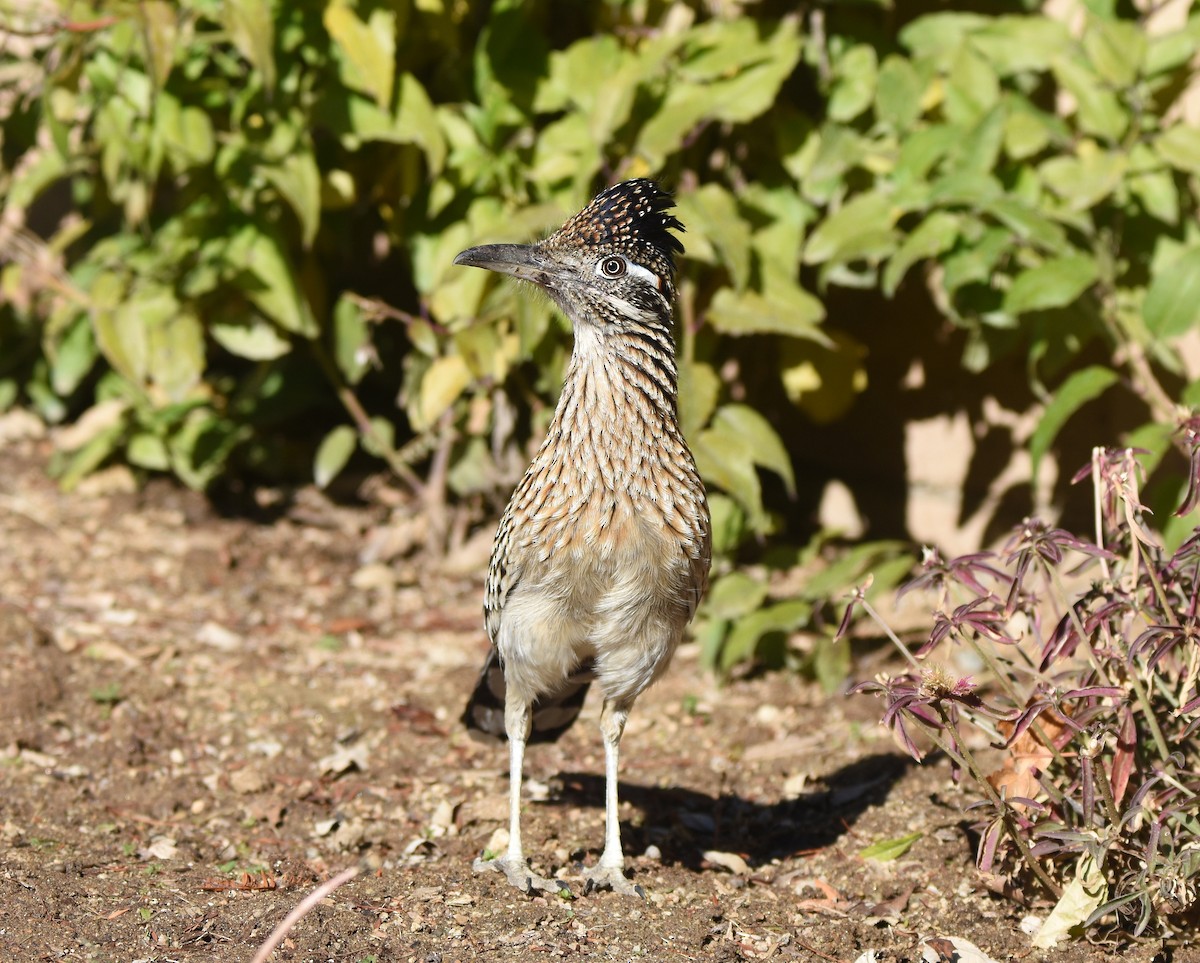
[846,445,1200,940]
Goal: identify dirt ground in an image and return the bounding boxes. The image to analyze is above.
[0,427,1187,963]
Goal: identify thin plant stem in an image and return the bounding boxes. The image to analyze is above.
[860,597,923,672]
[1091,448,1112,582]
[1101,621,1173,765]
[927,705,1063,899]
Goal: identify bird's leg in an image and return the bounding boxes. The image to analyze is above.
[583,699,644,897]
[474,691,572,897]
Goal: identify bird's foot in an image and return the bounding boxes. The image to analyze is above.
[582,863,645,899]
[474,855,573,898]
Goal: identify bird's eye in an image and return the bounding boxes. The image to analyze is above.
[598,256,626,278]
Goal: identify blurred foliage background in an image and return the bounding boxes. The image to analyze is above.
[2,0,1200,674]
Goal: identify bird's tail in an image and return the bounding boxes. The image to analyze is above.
[462,647,593,744]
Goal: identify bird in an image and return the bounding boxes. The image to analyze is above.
[454,179,711,897]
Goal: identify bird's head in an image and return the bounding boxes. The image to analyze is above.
[453,179,685,331]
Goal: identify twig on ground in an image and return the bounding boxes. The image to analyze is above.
[248,865,360,963]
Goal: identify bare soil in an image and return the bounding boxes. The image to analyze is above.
[0,437,1185,963]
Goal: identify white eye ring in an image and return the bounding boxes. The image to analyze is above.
[598,256,626,278]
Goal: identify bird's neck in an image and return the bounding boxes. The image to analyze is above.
[538,317,683,476]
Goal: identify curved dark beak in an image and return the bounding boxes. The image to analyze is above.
[453,244,554,286]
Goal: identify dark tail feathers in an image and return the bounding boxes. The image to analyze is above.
[462,648,593,744]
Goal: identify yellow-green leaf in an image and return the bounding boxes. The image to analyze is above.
[1030,366,1119,482]
[1003,254,1098,315]
[324,1,395,108]
[860,831,922,862]
[222,0,275,89]
[265,147,321,247]
[315,425,357,489]
[414,354,471,431]
[1144,246,1200,339]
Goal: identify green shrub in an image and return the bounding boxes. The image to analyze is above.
[2,3,1199,669]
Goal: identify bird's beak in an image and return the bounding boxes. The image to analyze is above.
[453,244,555,286]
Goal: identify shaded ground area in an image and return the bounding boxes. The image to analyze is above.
[0,435,1182,962]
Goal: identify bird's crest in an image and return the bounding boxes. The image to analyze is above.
[542,179,685,285]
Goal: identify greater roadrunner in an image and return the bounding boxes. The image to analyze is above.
[455,180,711,897]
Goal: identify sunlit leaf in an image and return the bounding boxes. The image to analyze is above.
[883,211,961,297]
[324,1,395,107]
[678,360,720,439]
[414,354,472,431]
[860,831,923,861]
[706,288,826,340]
[803,193,898,266]
[265,146,321,247]
[222,0,275,89]
[828,45,878,123]
[1143,246,1200,339]
[315,425,357,489]
[229,224,317,337]
[1030,366,1119,481]
[1003,254,1098,315]
[211,315,292,361]
[874,54,923,131]
[713,404,795,495]
[333,294,371,384]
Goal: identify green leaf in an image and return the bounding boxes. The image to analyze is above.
[414,354,471,431]
[713,404,795,495]
[945,43,1000,124]
[222,0,275,89]
[229,224,317,337]
[57,422,126,491]
[315,425,357,489]
[692,421,768,532]
[803,193,897,266]
[874,55,924,131]
[127,432,170,471]
[1003,106,1055,160]
[264,146,321,247]
[828,45,877,123]
[138,0,179,87]
[704,572,768,621]
[1030,366,1120,481]
[1083,17,1145,88]
[147,308,205,402]
[1129,167,1179,225]
[211,316,292,361]
[324,1,395,107]
[719,599,811,671]
[1038,147,1127,210]
[396,73,446,174]
[678,360,720,439]
[705,288,826,340]
[973,16,1070,75]
[860,831,923,862]
[1144,246,1200,339]
[333,294,371,385]
[676,185,752,290]
[984,199,1068,253]
[1052,56,1127,141]
[883,211,961,297]
[1003,255,1098,315]
[1154,125,1200,174]
[50,313,98,396]
[900,13,988,67]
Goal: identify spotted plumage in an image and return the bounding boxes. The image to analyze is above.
[455,179,711,898]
